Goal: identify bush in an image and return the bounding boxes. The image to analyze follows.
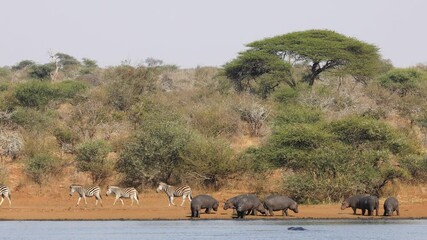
[116,121,190,186]
[14,81,56,108]
[180,134,235,189]
[53,80,87,100]
[377,68,426,96]
[0,130,24,160]
[75,140,113,184]
[10,107,55,131]
[25,153,63,184]
[29,64,55,80]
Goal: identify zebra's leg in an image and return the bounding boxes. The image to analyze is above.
[120,198,124,206]
[0,197,4,206]
[169,196,175,206]
[130,197,134,206]
[76,196,82,206]
[135,196,139,205]
[113,197,118,206]
[180,195,186,207]
[6,195,11,206]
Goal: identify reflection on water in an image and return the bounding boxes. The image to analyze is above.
[0,219,425,240]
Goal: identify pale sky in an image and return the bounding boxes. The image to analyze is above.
[1,0,426,68]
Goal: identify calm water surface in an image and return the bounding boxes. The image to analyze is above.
[0,219,426,240]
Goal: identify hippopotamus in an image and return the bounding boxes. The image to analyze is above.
[341,194,369,214]
[234,195,267,218]
[191,194,219,218]
[263,195,298,216]
[223,194,257,215]
[383,197,399,216]
[360,195,379,216]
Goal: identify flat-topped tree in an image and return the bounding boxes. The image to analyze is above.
[247,29,381,86]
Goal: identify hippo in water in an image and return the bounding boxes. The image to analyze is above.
[234,195,267,219]
[341,194,369,215]
[263,195,298,216]
[360,195,379,216]
[383,197,399,216]
[191,194,219,218]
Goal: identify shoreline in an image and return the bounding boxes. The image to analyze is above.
[1,192,426,221]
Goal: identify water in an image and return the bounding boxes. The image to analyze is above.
[0,219,426,240]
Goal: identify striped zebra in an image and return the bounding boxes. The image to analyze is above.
[106,186,139,206]
[156,182,192,207]
[69,185,103,207]
[0,185,11,207]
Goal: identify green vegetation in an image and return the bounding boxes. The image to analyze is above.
[1,31,427,204]
[25,153,64,185]
[75,140,113,184]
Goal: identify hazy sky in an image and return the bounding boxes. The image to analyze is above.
[1,0,426,68]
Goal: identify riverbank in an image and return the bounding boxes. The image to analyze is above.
[1,191,427,220]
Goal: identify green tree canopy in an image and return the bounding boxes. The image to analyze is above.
[223,50,292,98]
[247,29,381,85]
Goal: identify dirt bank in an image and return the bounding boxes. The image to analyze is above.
[1,191,426,220]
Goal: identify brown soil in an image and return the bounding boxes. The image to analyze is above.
[1,190,427,220]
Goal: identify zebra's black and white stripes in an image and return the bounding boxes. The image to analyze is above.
[69,185,103,206]
[106,186,139,206]
[156,182,192,207]
[0,185,11,207]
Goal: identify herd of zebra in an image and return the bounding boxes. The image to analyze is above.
[0,182,192,208]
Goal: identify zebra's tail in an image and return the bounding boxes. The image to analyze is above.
[189,192,193,201]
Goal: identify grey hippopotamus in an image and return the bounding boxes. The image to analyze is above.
[383,197,399,216]
[360,195,379,216]
[191,194,219,218]
[341,194,369,214]
[234,195,267,218]
[264,195,298,216]
[223,194,256,215]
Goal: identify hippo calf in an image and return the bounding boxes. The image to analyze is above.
[264,195,298,216]
[383,197,399,216]
[234,195,267,219]
[341,194,368,214]
[360,195,379,216]
[191,194,219,218]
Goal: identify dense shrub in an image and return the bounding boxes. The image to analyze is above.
[75,140,113,184]
[377,68,426,96]
[25,153,63,184]
[14,81,56,108]
[29,64,55,80]
[104,65,160,110]
[116,121,190,186]
[13,81,86,109]
[10,107,55,131]
[244,105,421,203]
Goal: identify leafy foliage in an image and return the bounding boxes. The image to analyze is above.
[247,29,381,85]
[25,153,63,185]
[224,50,292,98]
[75,140,113,184]
[377,68,426,96]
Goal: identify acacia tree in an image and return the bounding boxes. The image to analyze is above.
[223,50,292,98]
[247,29,381,86]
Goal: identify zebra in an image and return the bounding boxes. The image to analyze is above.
[0,185,11,207]
[106,186,139,206]
[69,185,103,207]
[156,182,192,207]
